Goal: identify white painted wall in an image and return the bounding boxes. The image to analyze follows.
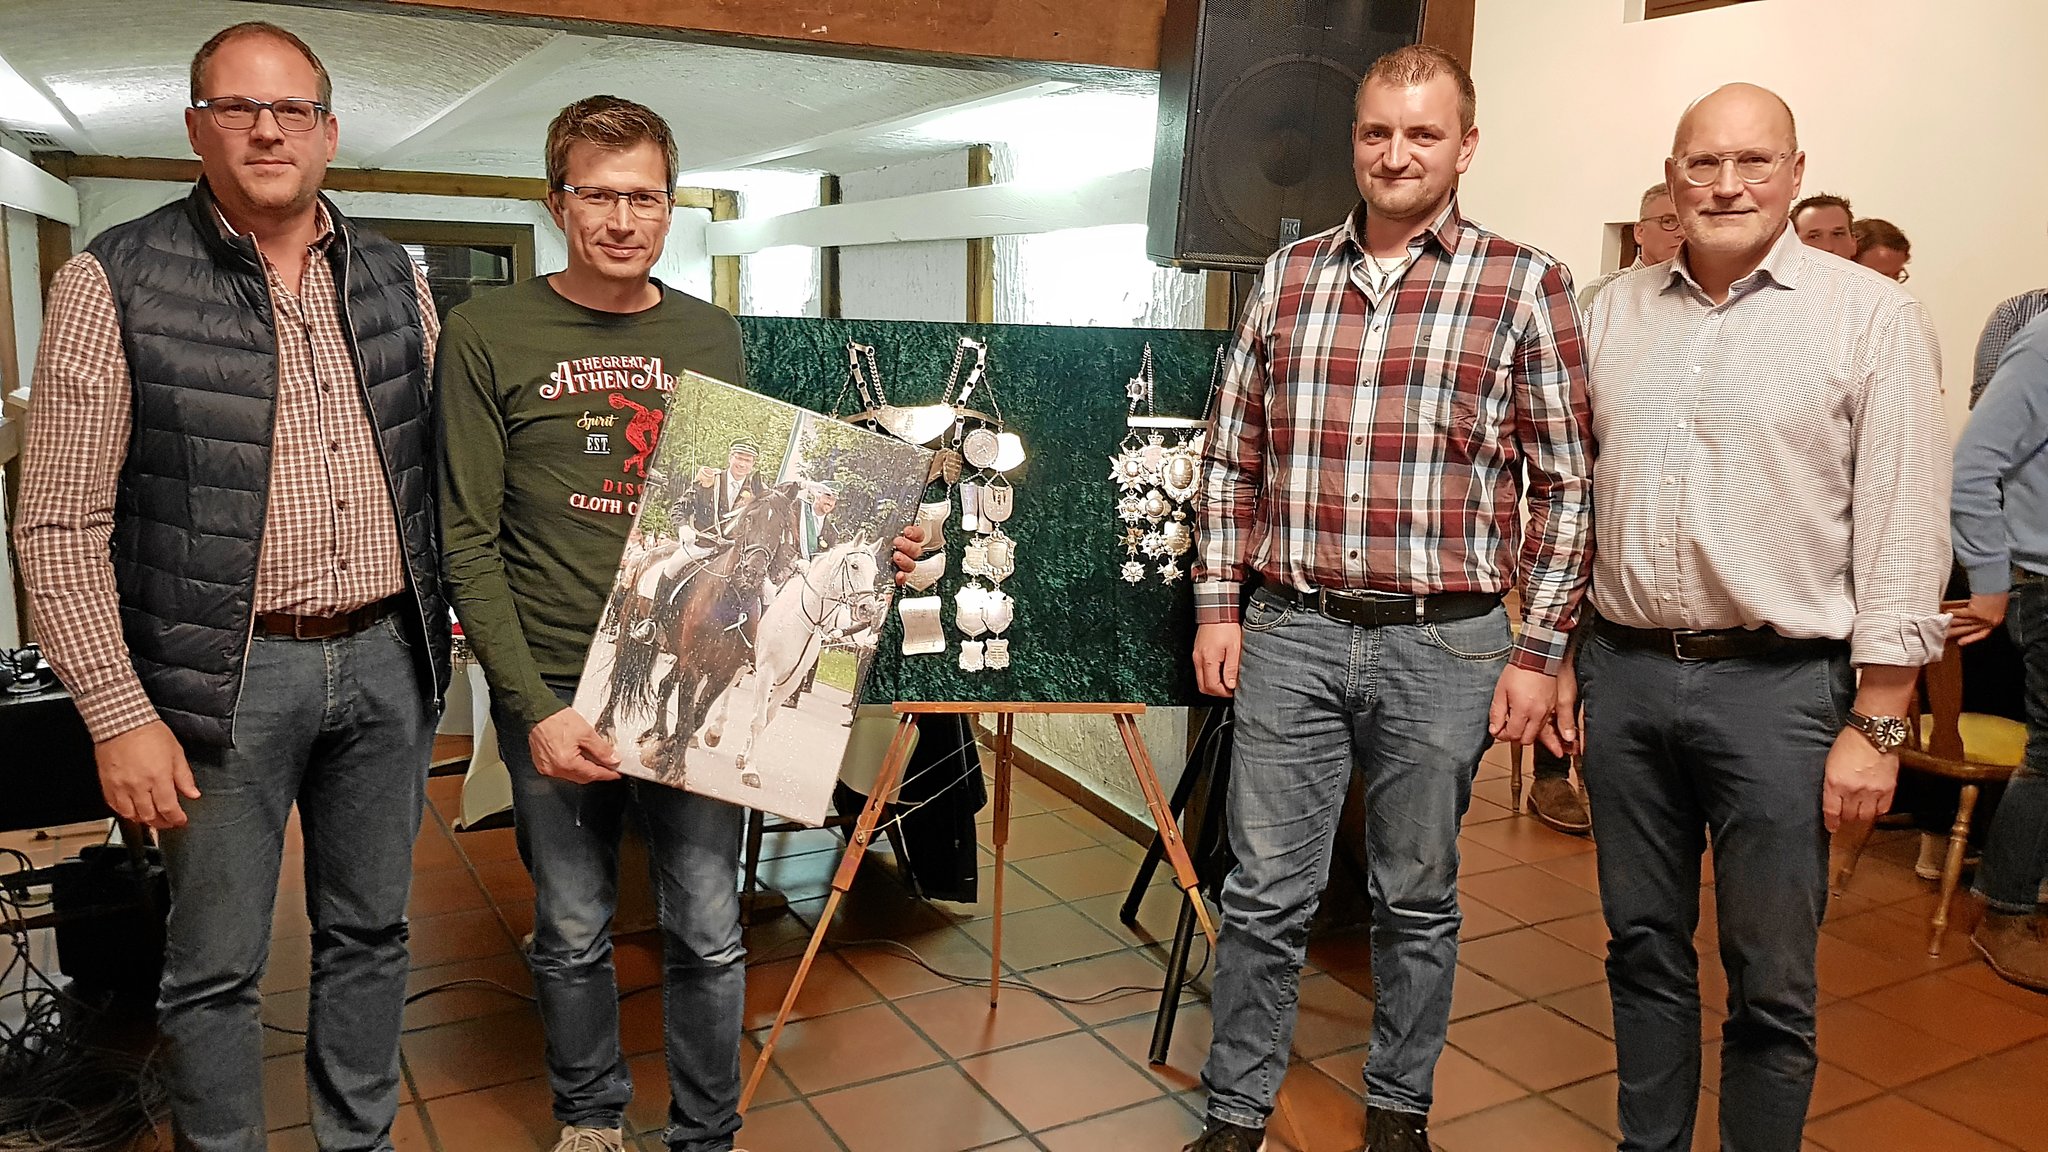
[838,151,968,323]
[1460,0,2048,431]
[5,206,37,395]
[1,130,40,648]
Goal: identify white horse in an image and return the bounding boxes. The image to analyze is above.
[702,534,881,787]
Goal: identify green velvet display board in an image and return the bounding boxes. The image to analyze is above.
[735,318,1228,707]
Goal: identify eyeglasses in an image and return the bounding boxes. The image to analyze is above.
[1894,267,1911,283]
[192,96,327,133]
[558,184,675,218]
[1674,149,1791,187]
[1639,214,1681,232]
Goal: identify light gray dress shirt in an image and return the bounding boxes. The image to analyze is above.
[1583,226,1951,667]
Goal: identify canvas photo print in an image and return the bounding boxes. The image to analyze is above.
[574,370,931,824]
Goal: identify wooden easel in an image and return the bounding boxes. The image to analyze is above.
[739,700,1218,1112]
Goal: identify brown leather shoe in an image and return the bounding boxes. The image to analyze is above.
[1972,911,2048,992]
[1528,775,1592,836]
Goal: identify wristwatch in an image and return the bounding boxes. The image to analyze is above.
[1847,709,1910,753]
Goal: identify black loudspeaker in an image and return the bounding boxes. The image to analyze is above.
[1148,0,1427,271]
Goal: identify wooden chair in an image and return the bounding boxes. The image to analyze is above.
[1830,610,2027,955]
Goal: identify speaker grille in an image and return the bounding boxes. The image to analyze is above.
[1191,52,1361,260]
[1149,0,1425,270]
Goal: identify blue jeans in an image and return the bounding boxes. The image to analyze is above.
[1201,588,1508,1125]
[497,687,746,1152]
[158,618,433,1152]
[1578,634,1847,1152]
[1975,579,2048,912]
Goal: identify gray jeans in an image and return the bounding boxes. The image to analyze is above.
[158,618,434,1152]
[1578,633,1849,1152]
[1201,588,1508,1125]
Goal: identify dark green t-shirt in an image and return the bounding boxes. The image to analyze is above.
[436,277,747,727]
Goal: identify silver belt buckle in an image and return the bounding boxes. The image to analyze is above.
[1670,629,1705,662]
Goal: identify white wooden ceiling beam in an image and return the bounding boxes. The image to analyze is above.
[0,147,78,222]
[675,79,1072,180]
[706,166,1147,255]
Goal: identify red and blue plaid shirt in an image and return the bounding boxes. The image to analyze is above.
[1194,199,1595,674]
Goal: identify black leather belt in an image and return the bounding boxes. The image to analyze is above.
[1592,616,1846,663]
[1263,584,1502,628]
[256,596,400,641]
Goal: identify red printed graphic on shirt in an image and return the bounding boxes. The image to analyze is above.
[551,355,679,516]
[609,393,664,477]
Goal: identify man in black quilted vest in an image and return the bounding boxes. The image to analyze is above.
[12,22,447,1152]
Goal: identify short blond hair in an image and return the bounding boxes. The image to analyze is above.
[1357,44,1476,132]
[544,96,679,193]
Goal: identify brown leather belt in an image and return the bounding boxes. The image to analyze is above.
[1592,616,1846,663]
[255,596,400,641]
[1263,584,1502,628]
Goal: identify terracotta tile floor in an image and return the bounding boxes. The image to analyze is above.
[8,741,2048,1151]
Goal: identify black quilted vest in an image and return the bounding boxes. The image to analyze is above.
[87,182,449,748]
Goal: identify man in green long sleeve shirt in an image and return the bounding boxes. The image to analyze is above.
[436,97,756,1152]
[441,97,917,1152]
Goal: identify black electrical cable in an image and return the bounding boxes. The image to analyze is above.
[0,846,171,1152]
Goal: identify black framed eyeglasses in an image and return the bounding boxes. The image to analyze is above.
[1639,214,1681,233]
[558,184,675,218]
[193,96,328,132]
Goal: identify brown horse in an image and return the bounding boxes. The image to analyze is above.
[595,483,800,772]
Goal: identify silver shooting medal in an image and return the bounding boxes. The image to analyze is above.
[903,550,947,593]
[915,499,951,556]
[898,595,947,655]
[984,529,1017,582]
[962,426,1001,470]
[955,583,990,637]
[980,475,1015,524]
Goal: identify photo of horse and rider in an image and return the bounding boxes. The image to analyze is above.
[571,371,932,824]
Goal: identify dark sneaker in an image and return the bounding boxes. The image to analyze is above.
[1183,1118,1266,1152]
[1973,911,2048,992]
[1529,775,1592,836]
[1366,1107,1430,1151]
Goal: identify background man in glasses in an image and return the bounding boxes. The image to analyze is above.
[1852,217,1913,283]
[12,21,447,1151]
[1561,84,1948,1151]
[1577,181,1686,311]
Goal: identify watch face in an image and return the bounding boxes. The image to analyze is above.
[1862,714,1910,750]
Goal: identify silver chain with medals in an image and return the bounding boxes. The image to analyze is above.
[1112,343,1220,585]
[850,336,1025,669]
[948,337,1022,673]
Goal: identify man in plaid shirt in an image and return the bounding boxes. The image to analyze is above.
[12,23,446,1152]
[1184,44,1593,1152]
